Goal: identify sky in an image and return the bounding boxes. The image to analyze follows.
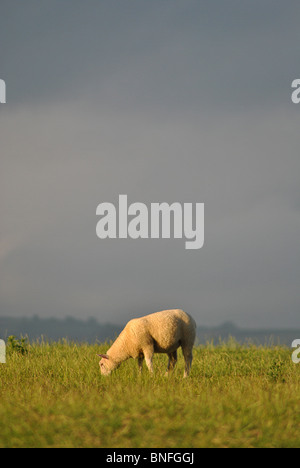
[0,1,300,328]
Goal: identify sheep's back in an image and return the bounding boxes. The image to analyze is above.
[128,309,195,353]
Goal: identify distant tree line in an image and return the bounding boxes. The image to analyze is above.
[0,316,298,346]
[0,315,122,343]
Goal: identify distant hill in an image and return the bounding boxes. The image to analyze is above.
[0,316,122,344]
[0,316,299,346]
[195,321,299,347]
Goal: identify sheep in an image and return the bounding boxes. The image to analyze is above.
[98,309,196,378]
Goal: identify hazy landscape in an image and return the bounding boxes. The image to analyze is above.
[0,315,299,347]
[1,0,300,450]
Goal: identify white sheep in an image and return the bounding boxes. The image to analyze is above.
[98,309,196,377]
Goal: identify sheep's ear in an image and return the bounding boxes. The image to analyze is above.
[97,354,109,359]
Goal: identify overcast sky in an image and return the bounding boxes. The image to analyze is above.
[1,1,299,328]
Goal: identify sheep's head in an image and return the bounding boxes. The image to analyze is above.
[97,353,115,376]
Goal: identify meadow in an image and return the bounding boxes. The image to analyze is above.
[0,338,299,448]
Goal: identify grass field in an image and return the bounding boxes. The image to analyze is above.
[0,339,299,448]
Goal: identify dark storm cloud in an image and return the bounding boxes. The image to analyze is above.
[0,1,300,328]
[1,1,299,108]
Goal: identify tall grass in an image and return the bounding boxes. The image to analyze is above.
[0,340,299,447]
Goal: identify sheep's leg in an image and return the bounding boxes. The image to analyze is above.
[143,346,154,374]
[145,355,154,373]
[165,350,177,376]
[182,347,193,378]
[138,354,144,374]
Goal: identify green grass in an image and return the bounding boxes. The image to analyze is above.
[0,339,299,448]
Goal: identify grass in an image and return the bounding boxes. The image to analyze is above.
[0,339,299,448]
